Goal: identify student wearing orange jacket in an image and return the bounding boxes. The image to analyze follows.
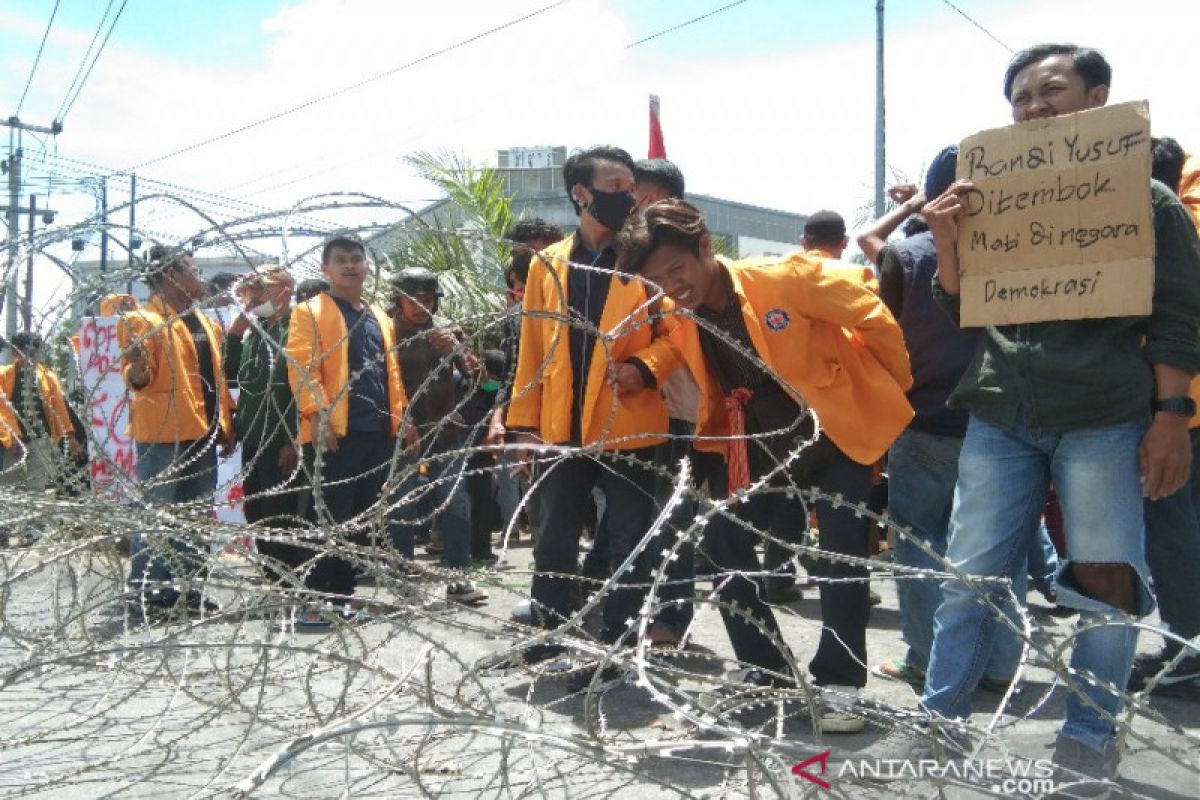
[286,236,411,623]
[617,199,913,731]
[119,245,235,619]
[501,145,682,671]
[0,332,81,497]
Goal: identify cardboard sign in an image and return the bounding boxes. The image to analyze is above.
[79,316,136,495]
[955,101,1153,326]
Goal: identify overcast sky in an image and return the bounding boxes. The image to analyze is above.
[2,0,1198,313]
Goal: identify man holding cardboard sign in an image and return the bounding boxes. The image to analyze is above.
[869,44,1200,787]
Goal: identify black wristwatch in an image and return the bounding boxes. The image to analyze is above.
[1151,396,1197,417]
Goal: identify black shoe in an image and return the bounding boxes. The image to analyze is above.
[1048,735,1119,798]
[182,590,221,615]
[567,661,625,694]
[1127,650,1200,698]
[125,587,178,624]
[477,643,564,674]
[765,583,805,604]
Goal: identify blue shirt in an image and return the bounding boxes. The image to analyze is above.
[332,296,389,434]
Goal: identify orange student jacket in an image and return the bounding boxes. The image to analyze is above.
[506,234,682,450]
[675,252,914,466]
[286,291,407,445]
[0,362,75,448]
[1177,153,1200,428]
[117,295,234,444]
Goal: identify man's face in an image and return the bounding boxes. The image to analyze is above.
[322,245,368,295]
[397,293,436,326]
[266,280,294,311]
[573,160,636,216]
[634,182,671,213]
[1009,54,1109,122]
[168,256,206,301]
[639,239,714,312]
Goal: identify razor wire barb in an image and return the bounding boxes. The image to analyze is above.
[0,189,1195,799]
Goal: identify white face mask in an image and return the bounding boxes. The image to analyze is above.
[250,299,277,319]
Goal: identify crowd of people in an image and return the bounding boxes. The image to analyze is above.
[2,41,1199,793]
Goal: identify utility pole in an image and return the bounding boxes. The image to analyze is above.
[874,0,886,218]
[2,116,62,341]
[3,139,18,341]
[25,194,35,332]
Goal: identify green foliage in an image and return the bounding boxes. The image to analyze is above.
[383,152,516,325]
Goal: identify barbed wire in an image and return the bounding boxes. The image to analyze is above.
[0,193,1195,799]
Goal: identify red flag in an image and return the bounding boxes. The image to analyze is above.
[648,94,667,159]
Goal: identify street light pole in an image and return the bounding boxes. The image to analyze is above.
[874,0,886,218]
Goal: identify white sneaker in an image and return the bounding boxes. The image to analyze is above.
[819,685,866,733]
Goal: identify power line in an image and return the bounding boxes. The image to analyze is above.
[123,0,571,173]
[940,0,1013,53]
[14,0,61,116]
[215,1,756,202]
[57,0,130,124]
[625,0,749,49]
[54,0,117,122]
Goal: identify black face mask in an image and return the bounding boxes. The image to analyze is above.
[585,187,636,232]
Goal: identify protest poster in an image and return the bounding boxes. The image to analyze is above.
[77,313,245,528]
[954,100,1153,326]
[79,316,136,495]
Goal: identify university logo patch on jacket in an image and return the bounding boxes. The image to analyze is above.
[764,308,790,332]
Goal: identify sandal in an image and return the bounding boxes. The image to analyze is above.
[873,658,925,689]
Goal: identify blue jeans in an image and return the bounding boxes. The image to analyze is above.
[388,446,472,570]
[889,429,1023,679]
[1027,522,1060,596]
[128,441,219,586]
[1142,428,1200,655]
[923,415,1154,753]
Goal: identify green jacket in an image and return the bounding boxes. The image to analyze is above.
[936,181,1200,432]
[224,313,298,451]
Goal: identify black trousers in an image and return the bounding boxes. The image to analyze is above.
[531,447,658,643]
[466,453,499,560]
[704,433,872,687]
[242,442,308,584]
[301,430,393,598]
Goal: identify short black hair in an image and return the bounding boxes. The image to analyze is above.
[481,348,506,378]
[902,215,930,237]
[9,331,43,354]
[634,158,686,199]
[142,244,192,288]
[505,218,563,286]
[563,145,636,213]
[321,236,366,264]
[506,254,531,287]
[295,277,330,302]
[1003,43,1111,100]
[505,218,563,246]
[208,272,241,293]
[803,210,847,248]
[1152,137,1186,195]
